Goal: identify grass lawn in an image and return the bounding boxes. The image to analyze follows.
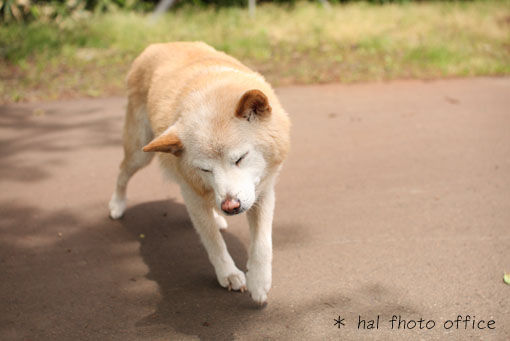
[1,1,510,103]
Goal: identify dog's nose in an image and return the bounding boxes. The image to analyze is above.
[221,198,241,215]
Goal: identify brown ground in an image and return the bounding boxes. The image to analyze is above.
[1,78,509,340]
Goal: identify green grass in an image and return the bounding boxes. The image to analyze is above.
[1,1,510,103]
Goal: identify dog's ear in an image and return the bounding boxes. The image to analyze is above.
[142,126,183,155]
[235,89,272,121]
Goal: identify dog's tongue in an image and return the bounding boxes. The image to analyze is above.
[222,199,240,211]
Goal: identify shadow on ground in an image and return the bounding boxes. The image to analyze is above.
[119,199,259,338]
[0,103,121,183]
[0,198,420,340]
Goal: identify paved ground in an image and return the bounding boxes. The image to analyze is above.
[1,78,509,340]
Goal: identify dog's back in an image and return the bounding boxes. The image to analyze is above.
[126,42,253,123]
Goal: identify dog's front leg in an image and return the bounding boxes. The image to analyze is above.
[180,186,246,292]
[246,186,275,304]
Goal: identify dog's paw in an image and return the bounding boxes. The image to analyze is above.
[109,194,126,220]
[217,268,246,292]
[246,267,271,305]
[213,210,228,230]
[249,287,267,305]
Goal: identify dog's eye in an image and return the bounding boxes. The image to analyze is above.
[235,152,248,166]
[200,168,212,173]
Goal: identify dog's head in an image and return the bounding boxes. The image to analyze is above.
[143,88,290,215]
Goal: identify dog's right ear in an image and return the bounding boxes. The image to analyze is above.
[142,126,183,155]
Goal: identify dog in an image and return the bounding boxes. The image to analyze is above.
[108,42,290,304]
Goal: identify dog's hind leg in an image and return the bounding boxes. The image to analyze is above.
[109,102,154,219]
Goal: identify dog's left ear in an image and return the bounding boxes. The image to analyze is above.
[235,89,272,121]
[142,126,183,155]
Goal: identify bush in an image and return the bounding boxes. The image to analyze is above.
[0,0,475,23]
[0,0,149,23]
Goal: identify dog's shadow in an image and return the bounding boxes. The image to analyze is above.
[119,199,263,339]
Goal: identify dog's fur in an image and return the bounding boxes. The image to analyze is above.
[109,42,290,304]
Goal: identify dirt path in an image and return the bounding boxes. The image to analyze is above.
[1,78,509,340]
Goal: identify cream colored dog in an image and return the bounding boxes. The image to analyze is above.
[109,42,290,304]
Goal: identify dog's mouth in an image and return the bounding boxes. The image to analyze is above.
[221,206,246,216]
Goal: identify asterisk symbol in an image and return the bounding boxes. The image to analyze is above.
[333,316,345,328]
